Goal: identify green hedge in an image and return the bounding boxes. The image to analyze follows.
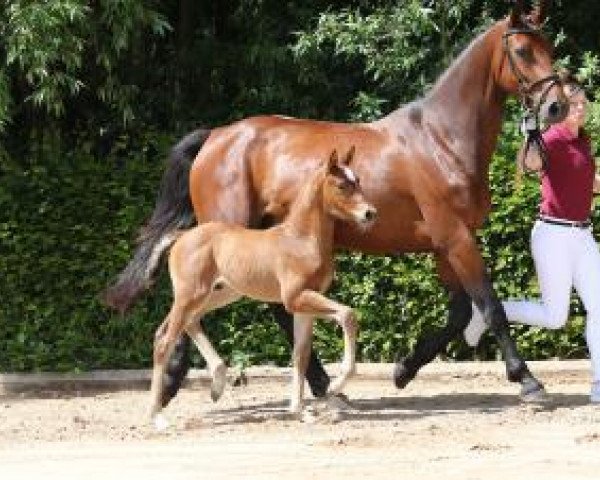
[0,123,598,372]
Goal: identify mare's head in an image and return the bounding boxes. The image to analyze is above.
[494,0,567,124]
[322,147,377,227]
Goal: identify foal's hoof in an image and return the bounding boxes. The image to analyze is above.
[326,392,354,411]
[519,382,548,403]
[210,363,227,402]
[288,402,304,419]
[393,358,415,389]
[151,413,170,431]
[300,406,318,424]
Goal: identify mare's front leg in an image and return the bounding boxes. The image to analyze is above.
[470,273,544,399]
[444,225,544,399]
[415,208,544,400]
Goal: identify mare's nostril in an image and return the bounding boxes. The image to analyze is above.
[365,209,376,221]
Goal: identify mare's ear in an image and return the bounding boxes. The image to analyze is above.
[509,0,525,27]
[528,1,549,27]
[327,149,339,172]
[341,145,356,166]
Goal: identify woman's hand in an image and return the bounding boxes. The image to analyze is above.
[593,173,600,194]
[517,140,544,173]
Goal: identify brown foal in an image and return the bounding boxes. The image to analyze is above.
[149,148,376,428]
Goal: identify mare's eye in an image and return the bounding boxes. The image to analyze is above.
[515,46,534,63]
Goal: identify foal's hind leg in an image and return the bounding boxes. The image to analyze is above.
[185,320,228,402]
[149,303,195,429]
[150,280,214,426]
[184,287,242,402]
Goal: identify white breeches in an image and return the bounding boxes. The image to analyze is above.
[502,220,600,381]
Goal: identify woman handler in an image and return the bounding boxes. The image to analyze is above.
[465,77,600,403]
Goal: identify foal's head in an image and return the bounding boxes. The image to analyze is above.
[322,147,377,227]
[495,0,567,124]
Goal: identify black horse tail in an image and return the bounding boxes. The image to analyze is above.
[103,128,210,314]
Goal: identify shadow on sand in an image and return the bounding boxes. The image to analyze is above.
[198,391,590,427]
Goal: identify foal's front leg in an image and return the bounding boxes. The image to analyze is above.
[290,314,314,415]
[286,290,358,398]
[269,303,331,398]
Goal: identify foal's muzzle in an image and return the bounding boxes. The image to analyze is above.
[358,206,377,226]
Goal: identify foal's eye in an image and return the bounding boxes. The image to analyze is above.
[338,181,353,193]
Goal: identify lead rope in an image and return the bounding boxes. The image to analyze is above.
[518,109,549,173]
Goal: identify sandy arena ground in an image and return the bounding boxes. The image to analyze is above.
[1,361,599,480]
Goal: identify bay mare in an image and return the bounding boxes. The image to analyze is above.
[104,1,567,405]
[149,149,375,427]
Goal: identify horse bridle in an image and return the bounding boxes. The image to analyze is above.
[503,27,562,170]
[503,27,561,114]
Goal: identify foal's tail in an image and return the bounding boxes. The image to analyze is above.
[102,128,211,314]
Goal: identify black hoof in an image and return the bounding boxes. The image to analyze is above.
[231,371,248,387]
[393,358,416,389]
[520,382,548,403]
[308,372,331,398]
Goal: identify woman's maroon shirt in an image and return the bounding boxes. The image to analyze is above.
[540,124,595,222]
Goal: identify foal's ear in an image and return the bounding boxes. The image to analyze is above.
[341,145,356,166]
[327,149,339,171]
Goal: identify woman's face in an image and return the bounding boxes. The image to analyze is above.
[564,86,588,129]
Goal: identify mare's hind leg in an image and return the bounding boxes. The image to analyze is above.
[270,304,331,398]
[394,288,471,388]
[394,254,472,388]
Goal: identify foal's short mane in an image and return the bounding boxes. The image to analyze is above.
[282,162,329,227]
